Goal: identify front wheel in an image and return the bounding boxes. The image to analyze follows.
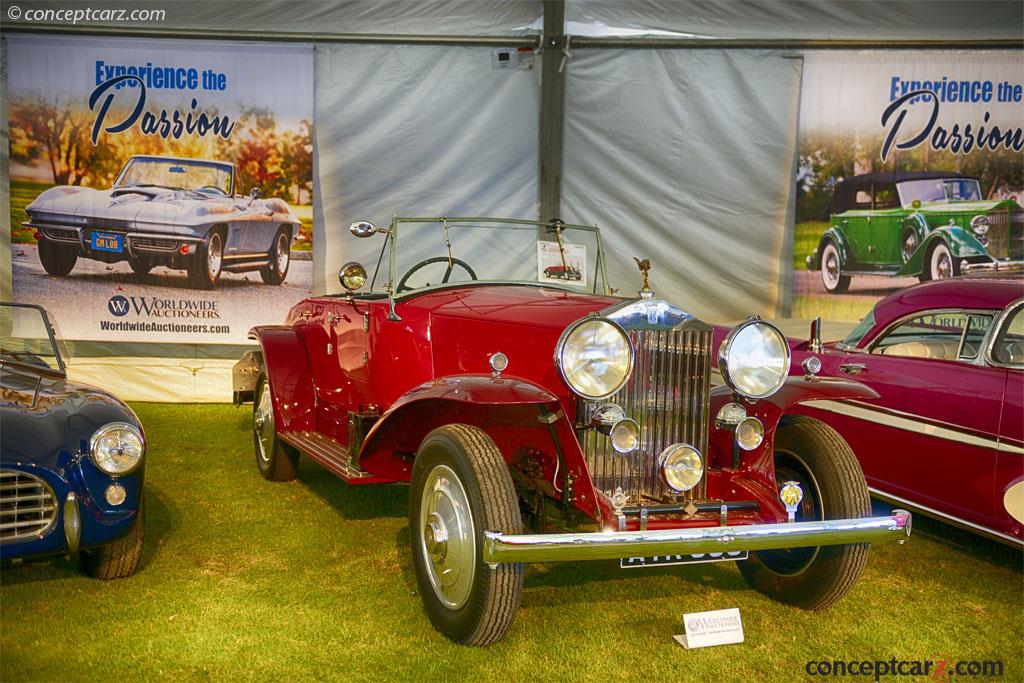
[925,241,958,281]
[38,239,77,276]
[410,424,523,646]
[80,496,145,579]
[253,374,298,481]
[187,230,224,289]
[260,229,291,285]
[738,416,870,610]
[820,241,850,294]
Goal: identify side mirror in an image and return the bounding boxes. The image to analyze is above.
[248,187,262,206]
[350,221,382,238]
[808,316,823,354]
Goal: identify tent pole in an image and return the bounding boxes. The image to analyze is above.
[539,0,566,224]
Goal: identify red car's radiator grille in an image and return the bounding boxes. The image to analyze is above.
[581,328,712,505]
[0,470,58,543]
[985,209,1024,261]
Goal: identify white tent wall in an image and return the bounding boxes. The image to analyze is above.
[314,44,540,297]
[560,48,802,322]
[565,0,1023,40]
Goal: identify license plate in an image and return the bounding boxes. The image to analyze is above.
[91,231,123,253]
[620,551,748,569]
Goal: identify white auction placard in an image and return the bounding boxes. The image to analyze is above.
[674,608,744,649]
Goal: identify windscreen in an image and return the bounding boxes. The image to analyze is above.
[378,219,607,295]
[0,304,63,372]
[116,158,233,195]
[897,178,982,206]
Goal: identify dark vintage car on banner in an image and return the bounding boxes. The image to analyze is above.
[233,216,911,646]
[23,155,301,289]
[0,302,146,577]
[777,279,1021,546]
[807,171,1023,292]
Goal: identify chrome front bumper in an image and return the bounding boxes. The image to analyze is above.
[963,259,1024,275]
[483,511,911,565]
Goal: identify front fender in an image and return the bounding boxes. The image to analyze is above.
[247,325,315,433]
[812,226,851,270]
[896,226,989,276]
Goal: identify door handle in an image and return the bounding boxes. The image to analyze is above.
[840,362,867,375]
[298,310,313,319]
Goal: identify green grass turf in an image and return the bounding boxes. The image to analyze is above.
[2,404,1021,681]
[793,221,828,271]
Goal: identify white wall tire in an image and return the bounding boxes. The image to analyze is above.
[820,241,850,294]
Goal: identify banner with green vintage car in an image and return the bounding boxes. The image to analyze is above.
[794,52,1023,321]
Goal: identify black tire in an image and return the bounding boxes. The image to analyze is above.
[38,239,77,276]
[80,496,145,579]
[924,241,959,281]
[187,230,224,289]
[129,256,153,277]
[410,424,523,646]
[819,240,850,294]
[738,415,871,611]
[260,228,291,285]
[253,374,298,482]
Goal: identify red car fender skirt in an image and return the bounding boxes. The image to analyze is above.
[249,325,316,433]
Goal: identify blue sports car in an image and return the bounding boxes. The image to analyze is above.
[1,302,145,578]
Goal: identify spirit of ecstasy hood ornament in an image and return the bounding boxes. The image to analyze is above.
[634,257,654,299]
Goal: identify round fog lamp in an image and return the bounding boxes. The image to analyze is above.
[609,418,639,453]
[659,444,704,492]
[970,215,990,236]
[716,402,747,427]
[339,262,367,291]
[105,483,127,506]
[735,416,764,451]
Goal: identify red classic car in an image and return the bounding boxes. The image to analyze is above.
[233,216,910,646]
[716,277,1023,546]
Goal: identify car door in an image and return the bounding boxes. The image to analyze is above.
[865,183,902,265]
[989,302,1024,542]
[837,188,872,265]
[816,310,1003,527]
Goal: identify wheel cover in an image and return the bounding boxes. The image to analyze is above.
[757,451,823,576]
[933,248,952,278]
[208,233,223,275]
[254,384,274,464]
[419,464,476,610]
[822,247,840,288]
[275,233,289,273]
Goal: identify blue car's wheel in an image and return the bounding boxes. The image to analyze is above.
[260,228,291,286]
[80,496,145,579]
[187,230,224,289]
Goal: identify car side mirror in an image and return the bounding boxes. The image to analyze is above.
[350,221,385,238]
[248,187,261,206]
[809,316,823,353]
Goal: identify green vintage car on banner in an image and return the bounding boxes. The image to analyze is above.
[807,171,1023,293]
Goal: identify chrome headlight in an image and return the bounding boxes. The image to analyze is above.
[659,444,704,492]
[556,317,633,400]
[970,215,990,236]
[719,319,791,400]
[90,422,145,475]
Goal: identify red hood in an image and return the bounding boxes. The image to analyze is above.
[406,285,621,330]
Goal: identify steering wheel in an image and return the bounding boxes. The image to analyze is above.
[396,257,478,293]
[196,185,227,195]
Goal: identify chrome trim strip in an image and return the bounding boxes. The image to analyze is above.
[801,399,1022,454]
[483,511,911,565]
[984,298,1024,370]
[868,487,1022,547]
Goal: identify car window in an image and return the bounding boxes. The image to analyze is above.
[873,185,898,209]
[959,314,993,360]
[991,305,1024,367]
[872,311,970,361]
[838,308,876,350]
[854,190,871,207]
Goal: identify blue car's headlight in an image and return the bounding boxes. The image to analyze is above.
[90,422,145,475]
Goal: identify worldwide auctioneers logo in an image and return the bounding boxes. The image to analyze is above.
[804,657,1005,681]
[107,295,220,319]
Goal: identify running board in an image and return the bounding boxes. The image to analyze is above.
[223,258,271,273]
[279,430,378,482]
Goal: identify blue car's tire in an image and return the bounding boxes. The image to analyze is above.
[80,496,145,580]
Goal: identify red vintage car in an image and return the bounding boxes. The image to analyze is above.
[715,277,1023,546]
[233,216,911,646]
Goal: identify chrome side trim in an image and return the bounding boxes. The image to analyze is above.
[483,511,911,565]
[801,399,1022,454]
[868,487,1022,548]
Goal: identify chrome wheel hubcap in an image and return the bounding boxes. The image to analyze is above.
[823,247,840,288]
[255,385,274,464]
[208,234,223,275]
[276,234,289,273]
[419,464,475,609]
[935,251,951,278]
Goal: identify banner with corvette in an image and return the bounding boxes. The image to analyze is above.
[793,52,1023,322]
[6,35,314,343]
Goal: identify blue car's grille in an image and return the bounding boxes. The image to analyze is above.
[0,470,58,543]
